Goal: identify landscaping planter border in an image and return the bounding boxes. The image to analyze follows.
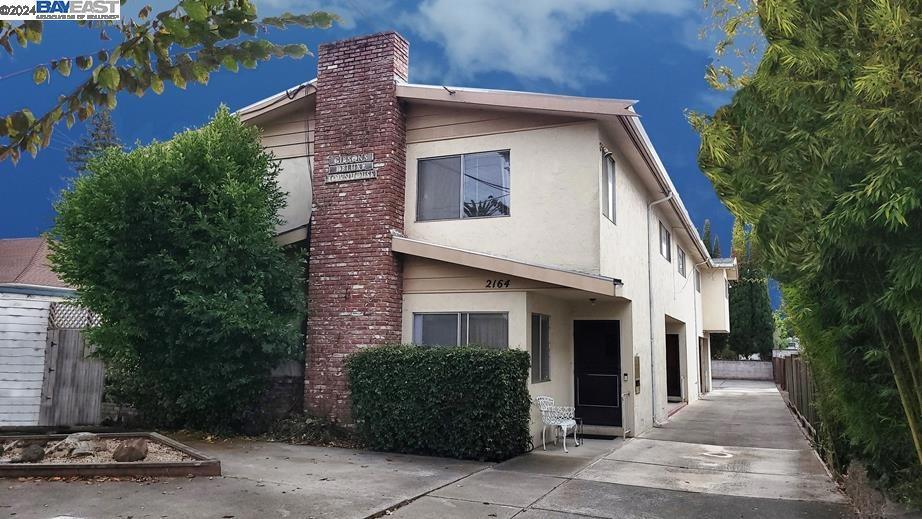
[0,432,221,478]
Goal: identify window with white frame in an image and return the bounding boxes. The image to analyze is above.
[659,222,672,262]
[677,247,687,277]
[601,154,615,222]
[412,312,509,349]
[531,313,550,383]
[695,270,701,292]
[417,151,510,221]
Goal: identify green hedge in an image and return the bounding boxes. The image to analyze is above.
[347,345,531,461]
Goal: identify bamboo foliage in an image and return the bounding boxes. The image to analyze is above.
[693,0,922,479]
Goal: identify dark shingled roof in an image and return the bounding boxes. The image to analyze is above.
[0,237,71,289]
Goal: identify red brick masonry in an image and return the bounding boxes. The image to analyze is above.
[306,32,410,421]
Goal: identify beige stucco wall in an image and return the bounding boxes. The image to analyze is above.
[249,102,314,240]
[524,292,575,444]
[275,157,312,236]
[597,128,710,433]
[400,114,724,437]
[702,269,731,332]
[404,122,602,274]
[401,285,630,445]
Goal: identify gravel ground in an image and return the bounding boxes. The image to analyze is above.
[0,438,193,464]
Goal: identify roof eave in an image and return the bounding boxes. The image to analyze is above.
[237,80,317,123]
[396,83,638,119]
[0,283,76,297]
[391,235,623,297]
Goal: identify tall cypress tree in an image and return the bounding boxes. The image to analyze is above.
[66,109,122,173]
[727,218,774,359]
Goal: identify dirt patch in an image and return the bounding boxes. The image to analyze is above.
[0,438,193,465]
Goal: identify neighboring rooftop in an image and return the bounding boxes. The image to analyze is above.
[0,237,71,290]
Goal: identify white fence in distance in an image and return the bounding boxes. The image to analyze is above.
[711,360,774,381]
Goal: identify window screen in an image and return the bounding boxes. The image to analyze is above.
[602,155,615,222]
[417,157,462,220]
[413,312,508,349]
[412,313,458,347]
[659,222,672,261]
[417,151,509,221]
[531,313,550,383]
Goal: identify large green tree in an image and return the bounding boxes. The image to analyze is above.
[693,0,922,480]
[0,2,335,163]
[50,108,304,430]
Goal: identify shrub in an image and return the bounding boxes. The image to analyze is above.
[347,345,531,461]
[50,108,305,431]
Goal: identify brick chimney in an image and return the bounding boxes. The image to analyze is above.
[306,32,409,421]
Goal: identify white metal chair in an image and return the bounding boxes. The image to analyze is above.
[535,396,579,452]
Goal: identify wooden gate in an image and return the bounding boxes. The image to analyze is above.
[38,304,104,426]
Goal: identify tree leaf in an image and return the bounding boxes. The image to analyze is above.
[151,74,164,95]
[181,0,208,22]
[76,55,94,70]
[162,17,189,38]
[33,65,49,84]
[282,44,308,59]
[221,54,238,73]
[98,66,120,90]
[53,58,72,77]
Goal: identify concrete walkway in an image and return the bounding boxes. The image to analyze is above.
[0,380,855,518]
[392,379,855,518]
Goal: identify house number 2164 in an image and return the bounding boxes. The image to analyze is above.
[485,279,511,289]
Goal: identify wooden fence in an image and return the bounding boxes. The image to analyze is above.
[773,353,819,435]
[38,328,105,426]
[34,303,103,426]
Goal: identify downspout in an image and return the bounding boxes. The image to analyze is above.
[647,191,673,427]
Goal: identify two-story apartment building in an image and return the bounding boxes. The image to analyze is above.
[238,32,736,440]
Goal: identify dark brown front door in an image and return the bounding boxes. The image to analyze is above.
[666,334,681,399]
[574,320,621,426]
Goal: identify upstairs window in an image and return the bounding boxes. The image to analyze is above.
[695,270,701,292]
[531,314,551,383]
[417,151,510,221]
[677,248,687,277]
[659,222,672,262]
[412,312,508,349]
[601,154,616,222]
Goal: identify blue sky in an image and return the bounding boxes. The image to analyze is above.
[0,0,734,251]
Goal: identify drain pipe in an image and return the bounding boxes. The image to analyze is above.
[647,191,673,427]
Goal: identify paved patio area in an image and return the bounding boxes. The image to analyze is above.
[0,380,856,518]
[392,379,855,518]
[0,439,488,519]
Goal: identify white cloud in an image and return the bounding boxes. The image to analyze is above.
[693,88,733,111]
[401,0,697,88]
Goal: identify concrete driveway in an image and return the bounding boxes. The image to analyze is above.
[0,380,855,518]
[0,439,487,519]
[392,379,855,518]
